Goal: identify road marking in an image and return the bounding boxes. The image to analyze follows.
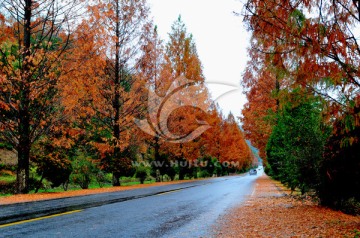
[0,210,82,228]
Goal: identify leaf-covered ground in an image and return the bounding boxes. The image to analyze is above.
[215,175,360,237]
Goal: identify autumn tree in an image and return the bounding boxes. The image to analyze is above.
[200,105,253,175]
[200,103,224,160]
[241,54,278,161]
[161,16,210,179]
[0,0,83,193]
[243,0,360,133]
[136,23,166,180]
[220,113,252,172]
[67,0,151,186]
[165,16,204,82]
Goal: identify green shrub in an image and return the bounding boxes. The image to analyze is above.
[95,171,108,188]
[71,156,95,189]
[135,167,148,184]
[0,142,13,150]
[198,170,210,178]
[264,163,272,176]
[31,139,72,191]
[266,99,329,194]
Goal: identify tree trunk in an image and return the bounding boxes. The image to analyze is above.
[112,0,121,186]
[112,173,121,186]
[179,143,185,180]
[35,173,44,193]
[275,77,280,110]
[17,87,31,194]
[156,169,161,182]
[16,0,32,194]
[154,137,161,182]
[17,142,30,194]
[179,168,185,180]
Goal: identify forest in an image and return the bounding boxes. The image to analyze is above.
[241,0,360,214]
[0,1,255,195]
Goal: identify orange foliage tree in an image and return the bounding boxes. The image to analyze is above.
[59,0,151,186]
[241,50,279,161]
[243,0,360,133]
[220,113,252,170]
[0,0,83,193]
[159,16,211,179]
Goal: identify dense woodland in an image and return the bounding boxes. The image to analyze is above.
[0,1,255,195]
[241,0,360,214]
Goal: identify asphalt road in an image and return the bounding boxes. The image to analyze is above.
[0,172,260,238]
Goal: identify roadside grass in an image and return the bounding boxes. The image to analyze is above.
[24,178,157,195]
[0,171,165,197]
[0,173,211,197]
[0,169,246,197]
[0,174,16,183]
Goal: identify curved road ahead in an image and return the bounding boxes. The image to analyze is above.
[1,172,261,238]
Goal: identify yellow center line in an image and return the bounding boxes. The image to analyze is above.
[0,210,83,229]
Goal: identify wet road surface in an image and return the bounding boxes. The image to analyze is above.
[0,173,260,238]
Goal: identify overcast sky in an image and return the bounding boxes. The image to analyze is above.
[147,0,250,121]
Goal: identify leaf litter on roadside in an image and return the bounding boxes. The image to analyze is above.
[215,175,360,238]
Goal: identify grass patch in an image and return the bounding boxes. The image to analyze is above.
[26,178,156,194]
[121,180,155,186]
[0,174,158,197]
[31,186,83,194]
[0,174,16,183]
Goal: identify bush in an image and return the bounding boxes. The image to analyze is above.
[266,99,329,194]
[198,170,210,178]
[31,139,72,191]
[71,156,95,189]
[150,154,173,181]
[112,157,136,185]
[35,157,72,190]
[0,181,16,194]
[0,142,13,150]
[135,167,148,184]
[95,171,108,188]
[264,163,272,176]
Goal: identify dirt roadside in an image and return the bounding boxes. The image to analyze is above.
[214,175,360,238]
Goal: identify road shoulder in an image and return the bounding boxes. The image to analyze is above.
[214,175,360,237]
